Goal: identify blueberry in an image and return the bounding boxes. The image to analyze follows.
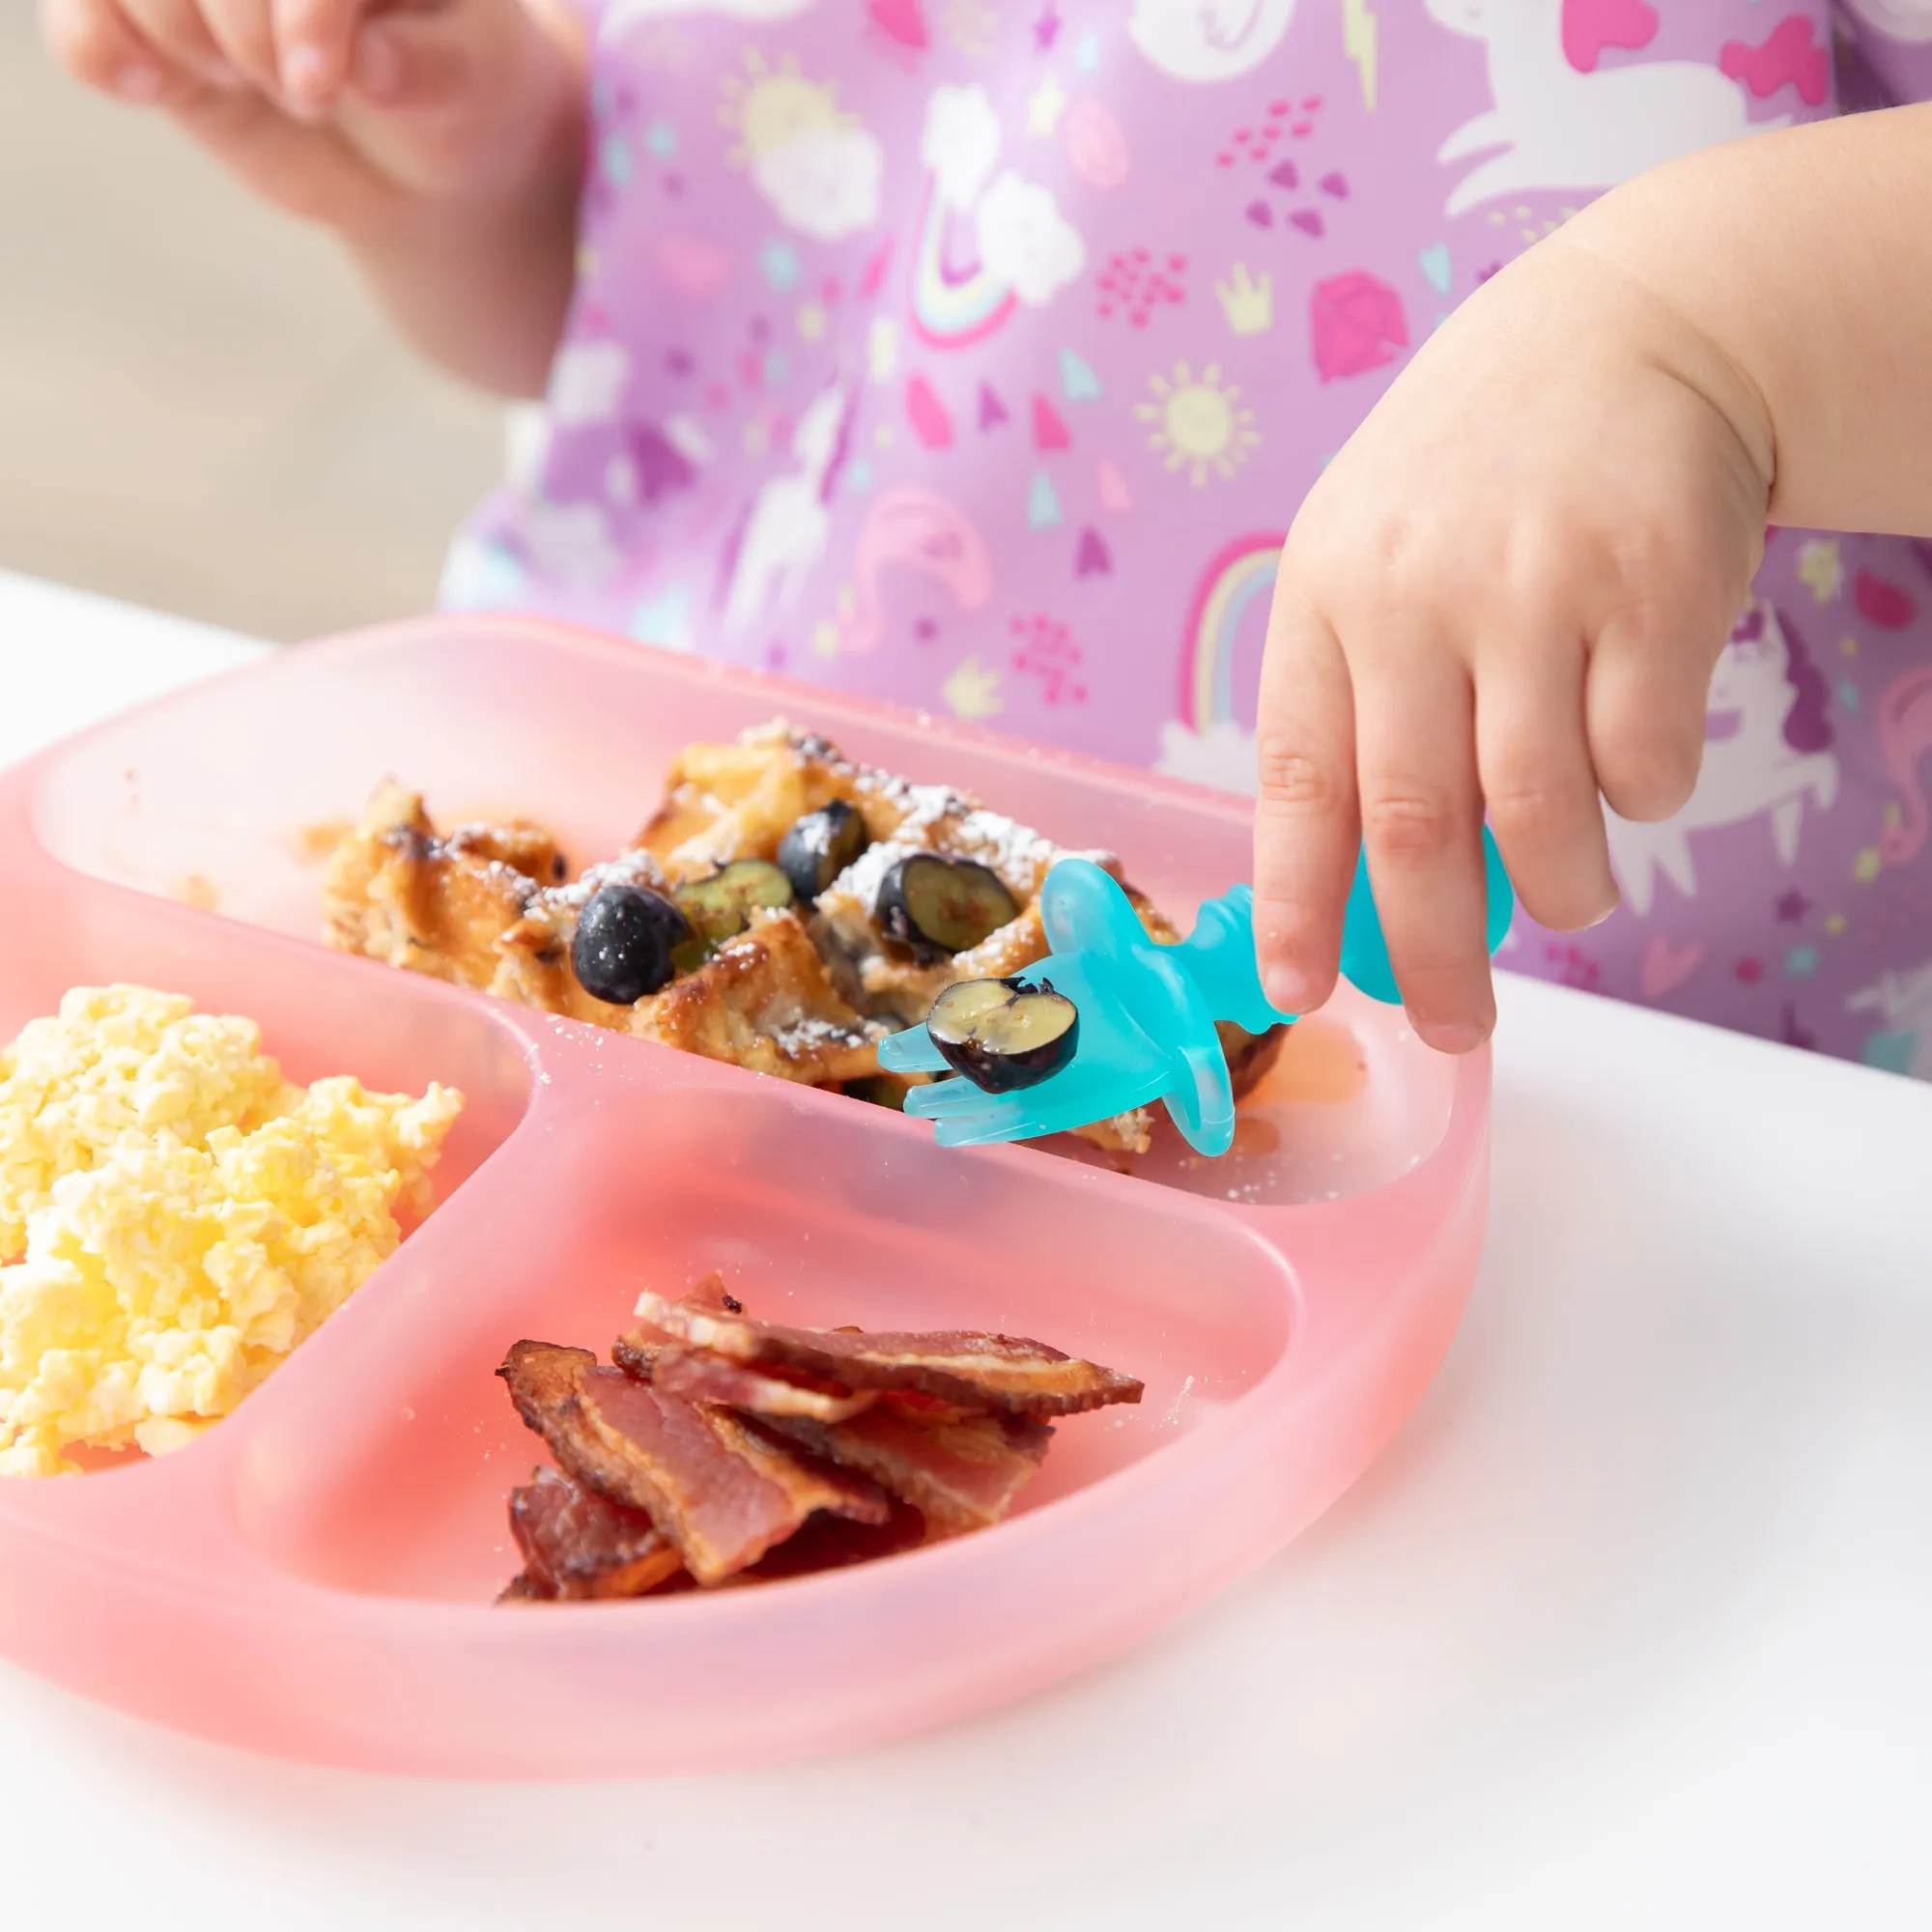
[672,858,794,952]
[876,854,1019,959]
[777,801,870,905]
[571,885,692,1006]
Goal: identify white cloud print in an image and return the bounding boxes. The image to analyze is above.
[753,124,884,242]
[548,341,631,429]
[1154,720,1259,796]
[974,171,1085,307]
[922,83,1002,210]
[605,0,814,27]
[522,503,624,588]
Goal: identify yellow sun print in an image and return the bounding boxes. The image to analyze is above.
[1135,363,1262,486]
[717,47,852,167]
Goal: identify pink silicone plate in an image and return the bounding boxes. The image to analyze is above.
[0,619,1489,1778]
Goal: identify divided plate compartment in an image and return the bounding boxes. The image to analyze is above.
[0,618,1490,1778]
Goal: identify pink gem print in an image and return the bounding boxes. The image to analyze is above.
[1311,271,1409,384]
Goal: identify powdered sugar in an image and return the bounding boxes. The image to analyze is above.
[741,717,1116,899]
[541,847,668,912]
[768,1013,869,1057]
[827,838,922,911]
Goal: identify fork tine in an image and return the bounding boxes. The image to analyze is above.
[942,1102,1056,1146]
[877,1029,949,1075]
[903,1078,1011,1123]
[927,1096,1022,1146]
[935,1113,1028,1148]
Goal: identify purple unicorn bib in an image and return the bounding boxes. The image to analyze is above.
[441,0,1932,1076]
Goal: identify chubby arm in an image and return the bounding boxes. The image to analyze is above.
[1568,102,1932,537]
[1251,103,1932,1049]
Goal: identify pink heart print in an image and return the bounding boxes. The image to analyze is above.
[867,0,929,48]
[1640,936,1707,1000]
[655,236,730,297]
[905,375,953,449]
[1562,0,1660,73]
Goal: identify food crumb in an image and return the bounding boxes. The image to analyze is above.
[293,818,355,864]
[171,872,219,912]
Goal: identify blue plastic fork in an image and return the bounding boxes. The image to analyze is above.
[877,831,1515,1157]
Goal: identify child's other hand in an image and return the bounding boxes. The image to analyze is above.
[1252,232,1774,1052]
[42,0,580,234]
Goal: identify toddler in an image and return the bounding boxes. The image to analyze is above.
[43,0,1932,1072]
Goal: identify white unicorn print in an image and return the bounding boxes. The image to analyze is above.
[1841,0,1932,42]
[1847,961,1932,1079]
[721,384,850,637]
[604,0,813,30]
[1604,605,1839,917]
[1154,719,1259,795]
[1127,0,1299,83]
[1427,0,1782,217]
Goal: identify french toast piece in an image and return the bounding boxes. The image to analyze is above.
[632,909,883,1086]
[639,727,880,882]
[323,780,566,987]
[654,725,1169,1152]
[326,724,1286,1152]
[325,782,881,1088]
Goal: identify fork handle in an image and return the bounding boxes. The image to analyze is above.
[1337,826,1515,1006]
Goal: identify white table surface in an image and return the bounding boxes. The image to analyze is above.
[4,566,1931,1929]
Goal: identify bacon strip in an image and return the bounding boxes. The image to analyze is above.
[632,1294,1143,1417]
[611,1271,744,1379]
[497,1342,890,1585]
[761,1406,1053,1536]
[744,1492,928,1577]
[622,1341,881,1423]
[499,1342,642,1502]
[509,1465,684,1601]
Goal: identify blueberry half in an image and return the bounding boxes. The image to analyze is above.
[927,977,1079,1094]
[672,858,795,953]
[875,854,1018,959]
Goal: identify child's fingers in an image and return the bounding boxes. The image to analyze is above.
[198,0,284,94]
[1585,598,1731,827]
[42,0,190,101]
[114,0,243,86]
[1251,593,1358,1018]
[270,0,366,114]
[343,6,470,110]
[1474,621,1618,932]
[1351,644,1495,1050]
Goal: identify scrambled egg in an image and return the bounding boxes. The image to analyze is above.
[0,985,462,1477]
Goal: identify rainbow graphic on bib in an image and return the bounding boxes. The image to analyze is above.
[910,180,1018,351]
[1176,533,1283,731]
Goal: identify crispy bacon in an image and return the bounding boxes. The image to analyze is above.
[632,1294,1143,1417]
[623,1342,881,1423]
[497,1286,1144,1604]
[760,1406,1053,1536]
[497,1342,890,1586]
[509,1465,684,1601]
[744,1492,928,1577]
[611,1270,744,1378]
[499,1342,647,1505]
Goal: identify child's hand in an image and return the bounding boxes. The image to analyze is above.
[1252,231,1775,1051]
[41,0,580,236]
